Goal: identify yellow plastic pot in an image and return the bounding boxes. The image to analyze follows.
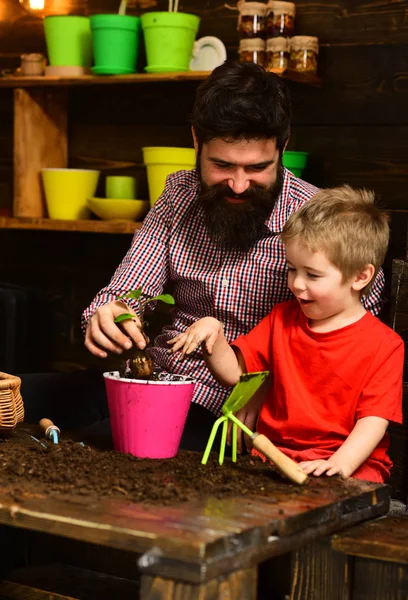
[41,168,100,220]
[142,147,196,206]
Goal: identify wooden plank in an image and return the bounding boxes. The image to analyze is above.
[13,88,68,218]
[140,567,257,600]
[61,44,408,129]
[290,535,408,600]
[332,516,408,564]
[388,427,408,502]
[290,44,408,127]
[0,72,320,89]
[179,0,408,47]
[290,539,352,600]
[0,478,389,584]
[390,259,408,333]
[25,531,141,581]
[0,581,77,600]
[0,217,140,234]
[0,72,209,88]
[294,0,408,45]
[351,556,408,600]
[387,382,408,503]
[289,125,408,210]
[5,563,140,600]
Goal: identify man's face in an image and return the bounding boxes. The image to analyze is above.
[196,138,283,252]
[199,137,280,193]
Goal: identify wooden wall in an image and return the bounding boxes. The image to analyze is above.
[0,0,407,370]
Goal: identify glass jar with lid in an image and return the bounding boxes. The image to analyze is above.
[265,1,295,38]
[289,36,319,74]
[238,38,266,66]
[237,1,267,39]
[266,37,289,71]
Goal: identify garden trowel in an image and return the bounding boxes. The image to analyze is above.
[202,372,308,485]
[39,418,60,444]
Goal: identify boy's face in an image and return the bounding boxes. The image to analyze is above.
[285,239,361,323]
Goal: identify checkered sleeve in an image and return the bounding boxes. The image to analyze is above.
[362,268,385,316]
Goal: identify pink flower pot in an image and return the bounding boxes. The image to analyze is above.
[103,371,195,459]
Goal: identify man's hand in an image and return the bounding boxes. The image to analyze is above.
[298,459,346,477]
[85,301,146,358]
[167,317,224,359]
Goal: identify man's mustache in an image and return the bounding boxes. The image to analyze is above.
[200,182,270,203]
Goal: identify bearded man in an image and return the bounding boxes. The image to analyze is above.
[82,60,384,450]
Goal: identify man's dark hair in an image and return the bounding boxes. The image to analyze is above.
[191,60,292,154]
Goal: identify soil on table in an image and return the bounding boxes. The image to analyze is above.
[0,427,360,507]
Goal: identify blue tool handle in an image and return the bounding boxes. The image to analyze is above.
[39,418,60,444]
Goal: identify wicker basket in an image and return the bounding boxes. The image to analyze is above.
[0,372,24,432]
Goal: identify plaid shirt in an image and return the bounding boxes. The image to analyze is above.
[82,168,385,415]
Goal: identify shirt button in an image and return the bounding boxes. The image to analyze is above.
[222,278,228,287]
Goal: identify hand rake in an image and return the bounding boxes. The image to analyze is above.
[202,372,307,485]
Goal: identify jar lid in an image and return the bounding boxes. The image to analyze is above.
[238,1,267,16]
[20,53,45,63]
[267,1,296,17]
[290,36,319,53]
[266,37,290,52]
[239,38,266,52]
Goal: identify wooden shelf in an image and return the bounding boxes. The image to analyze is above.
[5,67,321,222]
[0,71,209,88]
[0,69,321,88]
[0,217,140,234]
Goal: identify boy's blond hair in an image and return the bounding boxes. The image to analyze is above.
[281,185,389,294]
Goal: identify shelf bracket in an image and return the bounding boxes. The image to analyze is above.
[13,87,68,218]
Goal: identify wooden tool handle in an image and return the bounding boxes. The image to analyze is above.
[252,433,308,485]
[39,418,60,436]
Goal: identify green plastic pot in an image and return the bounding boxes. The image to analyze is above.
[44,16,93,67]
[90,14,141,75]
[141,12,200,73]
[282,151,309,178]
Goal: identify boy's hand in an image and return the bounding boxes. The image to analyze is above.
[167,317,224,359]
[298,459,346,477]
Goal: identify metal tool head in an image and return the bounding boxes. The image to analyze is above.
[221,371,270,415]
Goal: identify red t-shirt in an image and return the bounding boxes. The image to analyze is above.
[232,300,404,483]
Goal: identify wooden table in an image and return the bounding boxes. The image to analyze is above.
[0,472,390,599]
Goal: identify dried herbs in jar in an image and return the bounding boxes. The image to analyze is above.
[238,38,266,66]
[289,36,319,74]
[265,1,295,38]
[266,36,290,71]
[237,1,267,39]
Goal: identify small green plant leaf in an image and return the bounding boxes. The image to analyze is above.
[141,294,175,307]
[117,288,143,301]
[114,313,137,324]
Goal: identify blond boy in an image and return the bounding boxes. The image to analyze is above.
[168,186,403,482]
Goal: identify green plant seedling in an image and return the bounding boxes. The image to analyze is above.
[113,288,175,379]
[114,287,175,324]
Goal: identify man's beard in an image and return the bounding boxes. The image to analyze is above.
[198,165,283,252]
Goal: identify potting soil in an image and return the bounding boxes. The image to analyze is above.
[0,429,355,507]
